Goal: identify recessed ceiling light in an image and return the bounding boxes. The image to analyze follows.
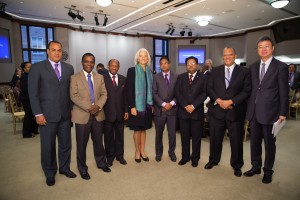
[20,1,23,3]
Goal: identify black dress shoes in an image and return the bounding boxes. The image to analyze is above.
[59,170,77,178]
[106,162,113,167]
[155,156,162,162]
[234,169,242,177]
[98,165,111,173]
[169,154,177,162]
[262,174,272,184]
[204,162,217,170]
[243,169,261,177]
[46,177,55,186]
[80,171,91,180]
[141,154,149,162]
[117,158,127,165]
[191,161,198,167]
[178,159,188,166]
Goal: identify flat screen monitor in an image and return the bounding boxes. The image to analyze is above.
[178,45,205,65]
[0,27,12,63]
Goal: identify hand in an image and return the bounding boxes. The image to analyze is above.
[89,104,100,115]
[278,115,286,124]
[164,102,172,111]
[124,112,129,120]
[221,100,233,109]
[36,115,47,126]
[185,105,195,114]
[131,107,137,116]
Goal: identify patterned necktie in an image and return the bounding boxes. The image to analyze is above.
[260,63,266,83]
[54,63,61,80]
[112,75,116,87]
[87,74,94,103]
[225,67,230,88]
[189,74,193,85]
[165,74,169,89]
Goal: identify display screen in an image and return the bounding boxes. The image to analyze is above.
[0,28,12,63]
[178,45,205,65]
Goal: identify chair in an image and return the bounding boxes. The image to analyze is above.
[289,91,300,119]
[1,86,11,112]
[8,93,25,134]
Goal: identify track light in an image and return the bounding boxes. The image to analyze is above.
[68,9,76,20]
[188,29,192,37]
[180,30,185,36]
[96,0,113,7]
[94,14,100,26]
[270,0,289,8]
[166,27,172,34]
[103,14,108,26]
[76,11,84,21]
[170,28,175,35]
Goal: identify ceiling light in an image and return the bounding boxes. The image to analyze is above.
[197,20,209,26]
[103,14,108,26]
[270,0,289,8]
[180,30,185,36]
[166,27,171,34]
[170,28,175,35]
[68,9,76,20]
[95,0,113,7]
[76,11,84,21]
[94,14,99,26]
[188,29,192,36]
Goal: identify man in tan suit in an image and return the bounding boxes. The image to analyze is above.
[70,53,110,180]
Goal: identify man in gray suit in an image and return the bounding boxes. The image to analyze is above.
[153,56,178,162]
[28,41,76,186]
[244,36,289,184]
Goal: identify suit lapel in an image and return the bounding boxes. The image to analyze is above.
[227,64,239,89]
[261,58,276,85]
[45,60,60,81]
[79,71,90,94]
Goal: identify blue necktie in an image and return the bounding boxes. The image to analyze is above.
[87,74,94,103]
[165,74,169,90]
[54,63,61,80]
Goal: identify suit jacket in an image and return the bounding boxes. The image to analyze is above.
[290,71,300,90]
[70,71,107,124]
[246,57,289,124]
[28,60,74,122]
[103,73,128,122]
[207,64,251,121]
[175,71,207,120]
[153,71,178,116]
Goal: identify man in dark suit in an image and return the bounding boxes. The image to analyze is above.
[244,36,289,184]
[288,64,300,91]
[70,53,110,180]
[175,56,207,167]
[204,47,251,177]
[153,56,178,162]
[28,41,76,186]
[103,59,128,167]
[20,62,39,138]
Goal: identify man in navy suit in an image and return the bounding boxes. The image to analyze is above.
[28,41,76,186]
[244,36,289,184]
[103,59,128,167]
[204,47,251,177]
[153,56,178,162]
[175,56,207,167]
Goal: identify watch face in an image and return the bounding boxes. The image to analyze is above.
[62,50,69,61]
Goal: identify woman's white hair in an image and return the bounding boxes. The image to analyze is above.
[134,48,151,66]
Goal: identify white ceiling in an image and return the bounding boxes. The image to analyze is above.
[2,0,300,37]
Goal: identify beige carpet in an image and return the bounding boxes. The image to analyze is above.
[0,100,299,200]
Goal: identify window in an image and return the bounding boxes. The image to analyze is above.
[153,38,168,73]
[21,25,54,63]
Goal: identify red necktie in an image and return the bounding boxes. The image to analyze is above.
[189,74,193,85]
[112,75,116,87]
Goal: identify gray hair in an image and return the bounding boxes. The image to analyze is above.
[134,48,151,66]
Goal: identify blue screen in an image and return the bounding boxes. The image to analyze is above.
[178,46,205,65]
[0,28,11,63]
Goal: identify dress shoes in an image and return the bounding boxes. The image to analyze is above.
[178,159,189,166]
[98,165,111,173]
[243,169,261,177]
[46,177,55,186]
[262,174,272,184]
[117,158,127,165]
[135,158,141,163]
[191,161,198,167]
[169,154,177,162]
[80,171,90,180]
[155,156,162,162]
[140,154,149,162]
[106,162,113,167]
[59,170,77,178]
[234,169,242,177]
[204,162,217,170]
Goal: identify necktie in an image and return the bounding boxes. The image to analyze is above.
[189,74,193,85]
[165,74,169,89]
[54,63,61,80]
[225,67,230,88]
[87,74,94,103]
[260,63,266,83]
[112,75,116,87]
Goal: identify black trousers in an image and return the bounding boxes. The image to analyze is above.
[104,120,125,163]
[179,118,203,162]
[75,116,106,173]
[209,117,244,169]
[40,119,71,178]
[250,117,276,175]
[154,114,176,157]
[22,100,38,137]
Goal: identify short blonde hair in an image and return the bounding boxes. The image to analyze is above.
[134,48,151,66]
